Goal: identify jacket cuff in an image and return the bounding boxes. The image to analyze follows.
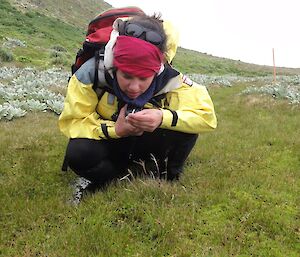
[100,123,120,139]
[160,109,178,128]
[108,126,120,139]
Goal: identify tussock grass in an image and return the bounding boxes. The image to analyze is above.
[0,47,14,62]
[1,84,299,256]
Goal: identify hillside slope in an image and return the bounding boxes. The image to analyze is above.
[173,48,300,76]
[8,0,111,29]
[0,0,86,68]
[1,0,300,75]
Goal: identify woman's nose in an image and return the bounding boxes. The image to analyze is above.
[128,79,139,90]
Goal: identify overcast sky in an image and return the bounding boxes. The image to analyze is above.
[105,0,300,68]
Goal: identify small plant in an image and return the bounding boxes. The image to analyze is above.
[0,66,68,120]
[2,37,26,48]
[16,56,31,63]
[241,76,300,104]
[0,47,14,62]
[51,45,67,52]
[49,50,68,66]
[0,102,27,120]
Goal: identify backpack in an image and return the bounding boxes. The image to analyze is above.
[71,7,145,75]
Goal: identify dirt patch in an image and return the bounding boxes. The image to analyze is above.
[242,94,278,107]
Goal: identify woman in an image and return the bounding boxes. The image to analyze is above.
[59,14,217,188]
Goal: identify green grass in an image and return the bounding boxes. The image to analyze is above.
[1,84,299,256]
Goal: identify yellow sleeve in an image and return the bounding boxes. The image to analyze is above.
[58,75,120,140]
[160,83,217,133]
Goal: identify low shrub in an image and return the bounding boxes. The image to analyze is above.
[0,47,14,62]
[49,50,68,66]
[51,45,67,52]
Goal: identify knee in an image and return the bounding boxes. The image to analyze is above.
[175,131,198,143]
[66,138,100,171]
[163,130,198,147]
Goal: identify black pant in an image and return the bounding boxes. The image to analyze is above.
[65,129,198,185]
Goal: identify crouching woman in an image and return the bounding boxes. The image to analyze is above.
[58,14,217,188]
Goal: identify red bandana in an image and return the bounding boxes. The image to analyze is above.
[113,36,163,78]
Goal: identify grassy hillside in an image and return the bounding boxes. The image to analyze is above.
[173,48,300,76]
[1,0,299,75]
[0,0,86,68]
[8,0,111,29]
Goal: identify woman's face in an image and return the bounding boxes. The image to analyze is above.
[116,69,155,99]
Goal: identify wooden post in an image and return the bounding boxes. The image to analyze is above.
[272,48,276,83]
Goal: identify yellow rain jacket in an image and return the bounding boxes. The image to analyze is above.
[59,19,216,140]
[58,58,217,140]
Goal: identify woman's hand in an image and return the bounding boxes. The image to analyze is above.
[115,105,144,137]
[126,109,163,132]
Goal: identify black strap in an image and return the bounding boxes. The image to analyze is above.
[101,124,111,139]
[92,48,107,99]
[92,51,99,92]
[104,70,114,85]
[169,110,178,127]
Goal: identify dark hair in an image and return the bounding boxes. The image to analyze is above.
[118,14,167,53]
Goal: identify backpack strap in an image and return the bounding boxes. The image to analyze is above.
[91,48,117,101]
[93,48,106,99]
